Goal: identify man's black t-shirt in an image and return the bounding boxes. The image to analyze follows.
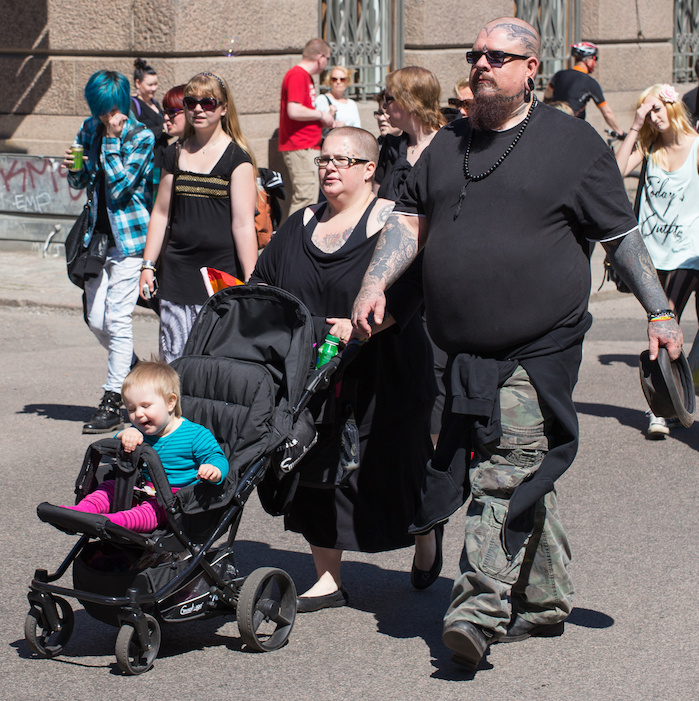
[396,103,638,355]
[549,68,605,119]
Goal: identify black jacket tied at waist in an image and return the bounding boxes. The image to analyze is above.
[409,312,592,557]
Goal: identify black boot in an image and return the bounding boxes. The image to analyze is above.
[82,390,124,434]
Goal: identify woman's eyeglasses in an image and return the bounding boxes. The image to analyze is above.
[182,96,221,112]
[314,156,370,168]
[331,76,347,83]
[466,50,529,68]
[164,108,183,119]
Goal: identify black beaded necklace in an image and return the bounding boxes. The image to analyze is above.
[453,95,537,220]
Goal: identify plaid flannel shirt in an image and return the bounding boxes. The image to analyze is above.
[67,115,154,256]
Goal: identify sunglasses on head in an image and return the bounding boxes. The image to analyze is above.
[182,96,221,112]
[448,97,473,109]
[466,50,529,68]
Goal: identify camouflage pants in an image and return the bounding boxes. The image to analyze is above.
[444,366,574,637]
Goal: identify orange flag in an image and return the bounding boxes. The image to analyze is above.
[200,267,244,297]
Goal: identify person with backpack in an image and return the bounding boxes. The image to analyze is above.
[316,65,362,130]
[130,58,168,190]
[62,70,154,434]
[545,42,625,135]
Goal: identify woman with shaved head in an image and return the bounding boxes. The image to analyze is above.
[251,127,436,613]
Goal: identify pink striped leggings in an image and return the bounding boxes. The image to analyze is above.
[64,480,177,532]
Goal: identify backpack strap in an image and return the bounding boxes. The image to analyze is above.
[122,123,147,143]
[130,96,142,117]
[633,156,648,220]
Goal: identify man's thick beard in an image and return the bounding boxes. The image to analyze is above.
[468,91,514,131]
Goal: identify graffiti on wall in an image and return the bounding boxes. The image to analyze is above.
[0,155,84,216]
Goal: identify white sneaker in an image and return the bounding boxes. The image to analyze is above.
[646,412,669,439]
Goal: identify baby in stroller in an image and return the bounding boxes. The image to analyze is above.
[61,361,229,532]
[26,285,330,674]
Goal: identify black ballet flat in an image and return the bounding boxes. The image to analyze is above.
[411,522,444,590]
[296,586,349,613]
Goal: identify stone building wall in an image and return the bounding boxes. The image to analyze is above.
[0,0,689,163]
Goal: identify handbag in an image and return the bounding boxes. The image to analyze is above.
[66,124,148,289]
[65,169,104,289]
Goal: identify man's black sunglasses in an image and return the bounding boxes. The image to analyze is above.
[466,50,529,68]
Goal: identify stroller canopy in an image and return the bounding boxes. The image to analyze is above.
[171,285,315,515]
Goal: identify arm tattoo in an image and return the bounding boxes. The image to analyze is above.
[363,213,419,291]
[375,203,394,227]
[604,229,683,356]
[603,230,669,310]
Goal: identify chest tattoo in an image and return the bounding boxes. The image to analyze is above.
[313,226,355,253]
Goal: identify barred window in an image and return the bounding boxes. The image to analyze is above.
[674,0,699,83]
[516,0,579,89]
[319,0,403,98]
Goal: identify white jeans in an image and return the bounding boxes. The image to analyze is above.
[84,249,141,393]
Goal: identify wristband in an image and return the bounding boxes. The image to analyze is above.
[141,259,157,272]
[629,127,639,132]
[647,309,675,322]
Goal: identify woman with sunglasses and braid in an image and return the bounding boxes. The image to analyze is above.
[140,72,258,362]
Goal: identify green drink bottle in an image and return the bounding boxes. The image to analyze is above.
[315,334,340,368]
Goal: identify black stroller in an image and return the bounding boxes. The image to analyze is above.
[25,285,340,675]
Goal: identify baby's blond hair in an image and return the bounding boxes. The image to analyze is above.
[122,361,182,417]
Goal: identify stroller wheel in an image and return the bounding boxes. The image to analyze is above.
[115,614,161,675]
[24,597,74,658]
[237,567,297,652]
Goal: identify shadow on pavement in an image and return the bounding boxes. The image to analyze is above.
[575,401,699,449]
[567,607,614,628]
[597,353,638,368]
[18,403,94,422]
[575,401,645,430]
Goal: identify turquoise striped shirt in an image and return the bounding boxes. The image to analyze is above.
[141,418,229,486]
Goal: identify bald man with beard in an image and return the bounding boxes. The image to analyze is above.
[353,17,682,670]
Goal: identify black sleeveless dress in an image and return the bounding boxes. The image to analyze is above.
[250,200,435,552]
[159,141,252,305]
[130,96,168,170]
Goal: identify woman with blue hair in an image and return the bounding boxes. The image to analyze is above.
[63,69,155,434]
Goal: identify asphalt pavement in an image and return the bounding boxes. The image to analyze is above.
[0,248,697,700]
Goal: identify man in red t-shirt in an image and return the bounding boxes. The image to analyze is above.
[279,38,336,214]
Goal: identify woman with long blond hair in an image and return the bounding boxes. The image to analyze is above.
[617,83,699,438]
[140,72,258,362]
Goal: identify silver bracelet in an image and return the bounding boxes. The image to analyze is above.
[141,259,157,272]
